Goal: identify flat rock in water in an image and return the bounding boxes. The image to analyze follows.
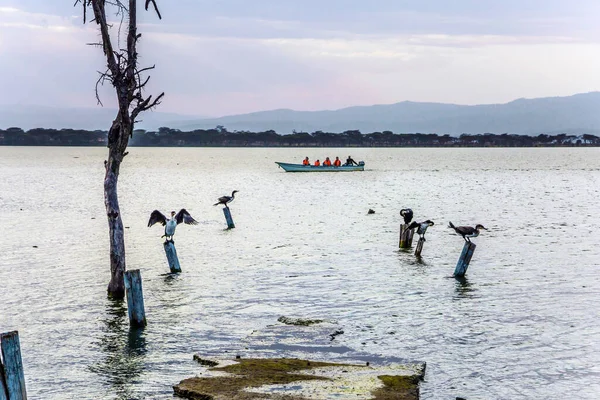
[174,320,425,399]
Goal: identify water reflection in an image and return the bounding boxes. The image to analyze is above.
[454,276,477,298]
[397,250,429,274]
[89,299,148,400]
[162,272,181,285]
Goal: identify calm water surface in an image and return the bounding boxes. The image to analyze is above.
[1,147,599,399]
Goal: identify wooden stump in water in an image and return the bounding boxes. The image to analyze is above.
[223,207,235,229]
[414,237,425,257]
[454,242,477,277]
[0,361,7,400]
[399,224,414,248]
[0,331,27,400]
[163,241,181,273]
[124,270,147,328]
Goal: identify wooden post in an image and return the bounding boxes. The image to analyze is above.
[1,360,7,400]
[454,242,477,277]
[163,241,181,273]
[223,207,235,229]
[0,331,27,400]
[124,270,147,328]
[414,237,425,257]
[399,224,414,248]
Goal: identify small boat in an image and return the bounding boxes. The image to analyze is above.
[275,161,365,172]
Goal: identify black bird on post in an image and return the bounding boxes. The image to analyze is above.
[400,208,413,224]
[214,190,239,208]
[399,208,415,248]
[409,220,435,241]
[448,222,487,242]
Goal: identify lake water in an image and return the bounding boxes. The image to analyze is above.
[1,147,599,399]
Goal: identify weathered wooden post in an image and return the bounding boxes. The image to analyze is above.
[1,331,27,400]
[223,208,235,229]
[124,270,147,328]
[1,361,7,400]
[399,224,414,248]
[454,242,477,277]
[163,241,181,273]
[414,237,425,257]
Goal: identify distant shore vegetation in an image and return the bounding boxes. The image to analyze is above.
[1,126,599,147]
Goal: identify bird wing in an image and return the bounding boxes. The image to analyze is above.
[408,222,419,230]
[217,196,230,203]
[175,209,198,225]
[148,210,167,227]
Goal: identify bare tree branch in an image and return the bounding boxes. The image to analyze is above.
[132,92,165,120]
[137,65,156,75]
[145,0,162,19]
[135,75,151,90]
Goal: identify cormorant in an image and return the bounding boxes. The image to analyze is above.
[214,190,239,208]
[408,220,434,241]
[148,209,198,241]
[400,208,413,224]
[448,222,487,242]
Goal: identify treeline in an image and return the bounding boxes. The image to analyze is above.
[1,126,599,147]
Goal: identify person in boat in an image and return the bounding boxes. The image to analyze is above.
[345,156,358,166]
[302,157,310,166]
[323,157,332,166]
[334,157,341,167]
[314,159,321,166]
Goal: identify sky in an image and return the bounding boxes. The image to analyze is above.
[0,1,599,117]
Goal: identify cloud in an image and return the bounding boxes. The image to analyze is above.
[1,1,600,117]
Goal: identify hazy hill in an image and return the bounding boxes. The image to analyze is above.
[173,92,600,135]
[0,105,203,131]
[2,92,599,135]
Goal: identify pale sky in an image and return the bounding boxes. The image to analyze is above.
[1,1,599,117]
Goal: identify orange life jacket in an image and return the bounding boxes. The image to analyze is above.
[334,159,341,166]
[302,159,309,165]
[314,160,320,166]
[324,159,332,166]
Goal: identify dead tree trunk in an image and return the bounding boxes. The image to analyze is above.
[78,0,163,298]
[104,120,129,297]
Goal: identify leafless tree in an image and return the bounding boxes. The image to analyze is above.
[76,0,163,298]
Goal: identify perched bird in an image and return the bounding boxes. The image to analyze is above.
[214,190,239,208]
[368,209,375,214]
[408,220,435,241]
[448,222,487,242]
[148,209,198,241]
[400,208,414,224]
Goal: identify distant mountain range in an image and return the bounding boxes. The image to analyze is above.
[2,92,600,135]
[0,105,203,132]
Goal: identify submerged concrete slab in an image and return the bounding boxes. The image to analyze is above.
[173,318,425,400]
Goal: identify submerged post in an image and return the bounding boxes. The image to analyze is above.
[454,242,477,277]
[414,237,425,257]
[0,331,27,400]
[124,270,147,328]
[163,241,182,273]
[399,224,414,248]
[0,361,7,400]
[223,207,235,229]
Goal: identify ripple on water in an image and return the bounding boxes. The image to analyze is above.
[1,147,600,399]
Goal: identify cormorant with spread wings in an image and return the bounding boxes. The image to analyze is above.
[148,209,198,241]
